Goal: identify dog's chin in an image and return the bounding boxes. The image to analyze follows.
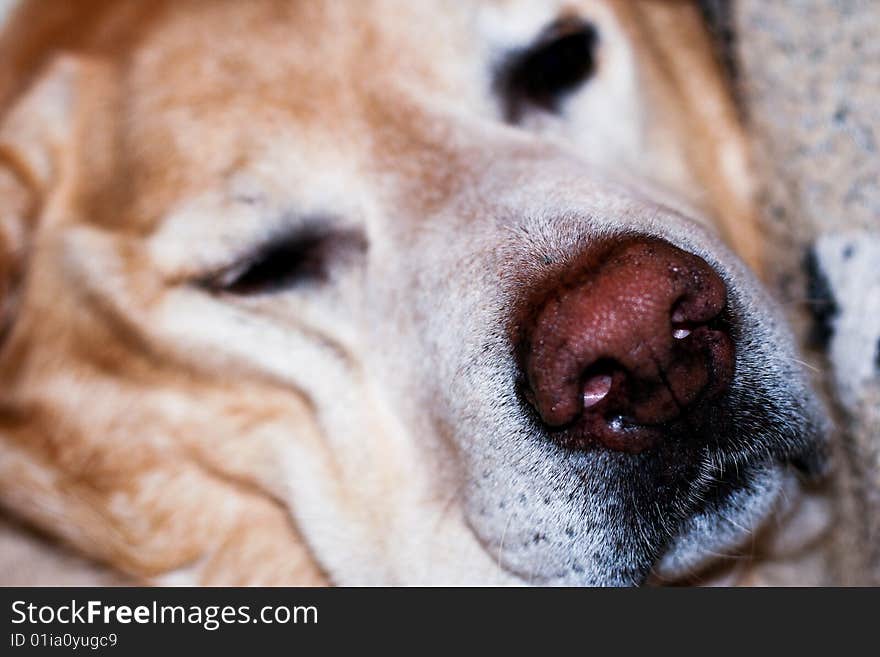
[649,463,787,584]
[474,462,796,587]
[459,392,824,587]
[482,464,799,586]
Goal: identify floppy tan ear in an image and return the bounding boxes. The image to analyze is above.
[0,57,328,585]
[0,56,87,345]
[626,2,764,276]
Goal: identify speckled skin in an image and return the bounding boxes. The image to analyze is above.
[735,0,880,584]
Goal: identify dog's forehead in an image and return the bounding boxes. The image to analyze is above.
[56,0,654,233]
[118,1,504,220]
[126,1,491,131]
[126,0,617,112]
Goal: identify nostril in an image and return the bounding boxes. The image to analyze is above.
[670,287,727,340]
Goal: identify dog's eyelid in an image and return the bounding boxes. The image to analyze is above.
[198,225,368,296]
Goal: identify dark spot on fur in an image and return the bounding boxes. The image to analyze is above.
[698,1,740,103]
[843,244,855,259]
[803,248,838,350]
[496,18,598,123]
[233,194,260,206]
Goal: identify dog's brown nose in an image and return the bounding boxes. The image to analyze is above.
[521,239,735,453]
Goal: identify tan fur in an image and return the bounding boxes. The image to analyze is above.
[0,1,763,585]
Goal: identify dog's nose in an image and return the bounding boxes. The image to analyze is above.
[521,239,735,453]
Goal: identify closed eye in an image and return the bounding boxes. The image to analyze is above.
[497,18,598,123]
[200,224,367,296]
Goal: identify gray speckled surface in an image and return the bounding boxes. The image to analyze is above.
[736,0,880,584]
[738,0,879,233]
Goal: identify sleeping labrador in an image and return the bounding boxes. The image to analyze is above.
[0,0,830,585]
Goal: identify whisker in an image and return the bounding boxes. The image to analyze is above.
[793,358,822,373]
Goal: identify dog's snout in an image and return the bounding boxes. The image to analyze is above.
[520,238,735,453]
